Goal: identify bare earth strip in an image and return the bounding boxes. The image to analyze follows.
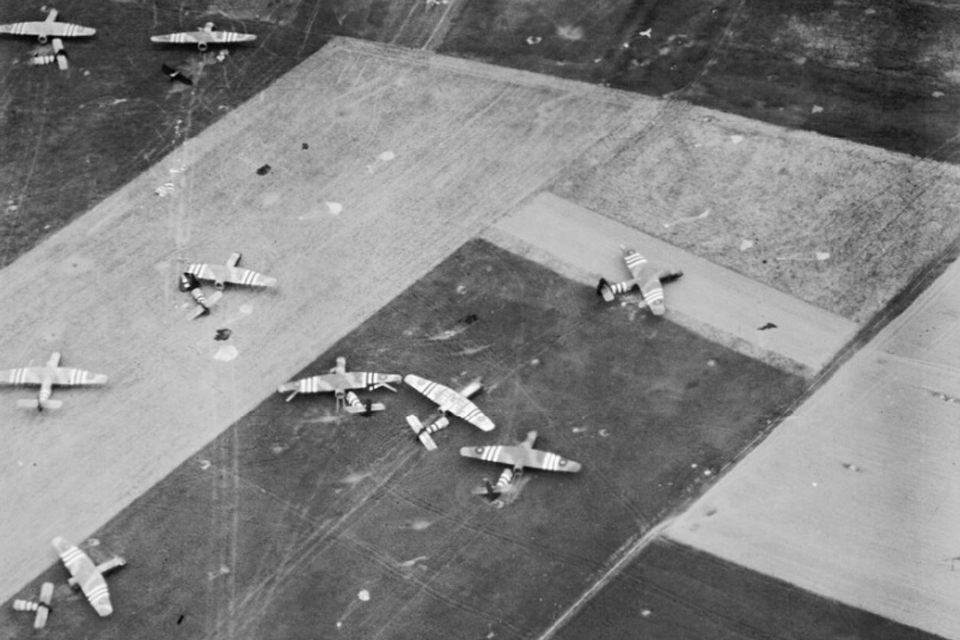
[0,37,657,603]
[484,192,857,377]
[666,256,960,639]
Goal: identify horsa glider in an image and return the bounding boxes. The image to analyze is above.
[184,252,277,290]
[52,536,125,617]
[461,430,582,497]
[278,356,401,414]
[0,352,107,410]
[404,374,495,436]
[597,245,683,316]
[0,7,95,70]
[150,22,256,51]
[12,582,54,629]
[406,377,485,451]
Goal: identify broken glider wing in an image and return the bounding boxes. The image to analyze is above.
[52,537,114,617]
[403,374,495,432]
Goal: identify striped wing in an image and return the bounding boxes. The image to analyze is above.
[622,246,654,281]
[207,30,256,44]
[151,30,255,45]
[0,367,44,385]
[285,374,339,395]
[50,367,109,386]
[46,21,95,37]
[0,20,95,38]
[150,32,204,45]
[460,444,581,472]
[186,263,276,287]
[404,374,495,431]
[522,448,582,472]
[461,444,526,468]
[52,537,113,617]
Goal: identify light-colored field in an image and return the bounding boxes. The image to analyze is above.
[484,192,857,377]
[0,38,650,603]
[666,255,960,639]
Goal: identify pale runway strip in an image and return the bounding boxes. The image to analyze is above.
[666,256,960,639]
[0,38,654,602]
[486,192,857,376]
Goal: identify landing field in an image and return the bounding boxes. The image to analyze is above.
[666,255,960,640]
[0,38,651,602]
[2,16,960,640]
[0,240,806,639]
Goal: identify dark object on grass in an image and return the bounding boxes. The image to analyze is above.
[256,164,272,176]
[757,322,777,331]
[161,63,193,85]
[215,328,232,341]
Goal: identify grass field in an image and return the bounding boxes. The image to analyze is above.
[553,538,945,640]
[3,4,960,638]
[0,240,807,639]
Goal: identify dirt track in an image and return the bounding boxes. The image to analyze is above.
[666,255,960,639]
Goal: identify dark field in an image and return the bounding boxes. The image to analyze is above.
[1,240,806,638]
[553,538,947,640]
[439,0,960,161]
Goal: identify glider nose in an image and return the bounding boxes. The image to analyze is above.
[277,381,296,394]
[93,601,113,617]
[87,373,109,385]
[649,300,666,316]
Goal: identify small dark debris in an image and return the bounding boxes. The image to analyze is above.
[842,462,864,473]
[705,508,717,516]
[462,313,478,325]
[215,328,232,341]
[161,63,193,85]
[301,142,309,150]
[931,390,960,404]
[177,615,185,625]
[758,322,777,331]
[256,164,272,176]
